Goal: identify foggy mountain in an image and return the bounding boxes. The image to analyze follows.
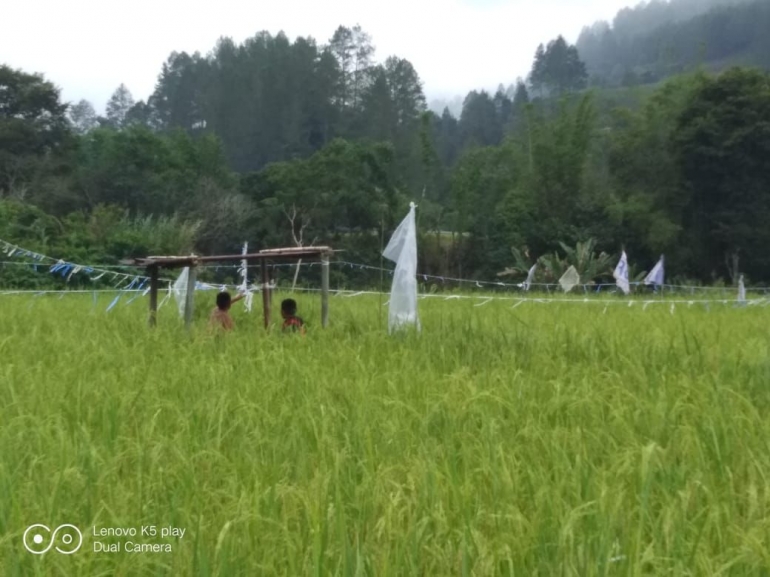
[577,0,769,86]
[434,0,767,111]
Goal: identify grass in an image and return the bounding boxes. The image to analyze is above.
[1,292,769,575]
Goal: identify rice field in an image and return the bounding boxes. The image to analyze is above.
[1,292,769,575]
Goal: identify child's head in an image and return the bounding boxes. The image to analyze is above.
[216,291,232,311]
[281,298,297,319]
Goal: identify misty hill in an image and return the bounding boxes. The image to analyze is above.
[428,95,464,118]
[577,0,769,86]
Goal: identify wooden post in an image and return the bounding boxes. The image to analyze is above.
[321,253,329,328]
[184,265,197,330]
[261,260,271,329]
[148,265,159,328]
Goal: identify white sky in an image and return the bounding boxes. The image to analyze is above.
[1,0,636,111]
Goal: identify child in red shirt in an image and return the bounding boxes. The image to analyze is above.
[281,298,306,334]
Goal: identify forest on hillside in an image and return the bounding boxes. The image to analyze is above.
[1,5,770,289]
[577,0,770,87]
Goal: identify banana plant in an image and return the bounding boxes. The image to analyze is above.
[500,239,617,285]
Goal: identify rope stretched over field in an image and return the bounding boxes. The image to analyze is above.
[3,286,764,316]
[1,237,763,303]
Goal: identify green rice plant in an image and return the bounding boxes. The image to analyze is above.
[0,292,769,575]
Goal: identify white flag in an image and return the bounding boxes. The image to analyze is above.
[383,203,420,333]
[613,251,630,295]
[644,255,665,287]
[172,267,189,318]
[239,242,248,291]
[239,241,253,312]
[523,263,537,291]
[559,266,580,293]
[738,274,746,304]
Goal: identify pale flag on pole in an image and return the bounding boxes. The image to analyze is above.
[383,202,420,333]
[644,255,665,288]
[559,266,580,293]
[523,263,537,291]
[239,241,253,312]
[613,251,630,295]
[239,242,248,292]
[738,274,746,304]
[172,267,189,318]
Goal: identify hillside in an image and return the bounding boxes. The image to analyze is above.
[577,0,770,87]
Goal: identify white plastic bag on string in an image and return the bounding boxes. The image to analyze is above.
[523,264,537,291]
[172,267,189,318]
[243,291,254,312]
[383,202,420,333]
[559,266,580,293]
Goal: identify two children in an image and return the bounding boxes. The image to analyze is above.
[209,291,305,334]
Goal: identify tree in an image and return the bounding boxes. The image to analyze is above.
[436,108,460,168]
[0,65,71,199]
[672,68,770,281]
[328,25,375,111]
[384,56,426,129]
[529,36,588,96]
[607,73,706,273]
[68,100,98,134]
[532,95,596,238]
[530,44,547,96]
[360,66,396,141]
[493,86,513,129]
[105,84,135,129]
[451,144,518,276]
[150,51,207,131]
[509,79,531,134]
[71,127,236,216]
[244,139,400,252]
[125,100,156,128]
[459,91,502,147]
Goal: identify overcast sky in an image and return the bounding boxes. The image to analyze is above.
[2,0,637,111]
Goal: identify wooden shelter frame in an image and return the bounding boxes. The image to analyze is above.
[127,246,333,329]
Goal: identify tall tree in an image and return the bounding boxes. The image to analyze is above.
[493,86,513,129]
[360,66,396,141]
[436,108,460,168]
[530,44,547,96]
[384,56,426,129]
[105,84,135,129]
[68,99,98,135]
[328,25,375,112]
[150,51,207,131]
[529,36,588,96]
[507,79,531,136]
[459,91,502,147]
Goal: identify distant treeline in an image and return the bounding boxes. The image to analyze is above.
[2,3,770,288]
